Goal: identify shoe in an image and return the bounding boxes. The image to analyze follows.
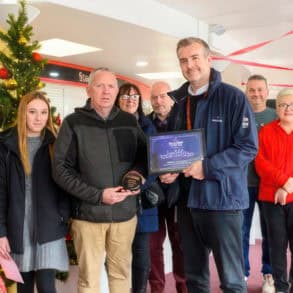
[262,274,275,293]
[244,276,248,282]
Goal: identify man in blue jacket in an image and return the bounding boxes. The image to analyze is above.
[160,37,258,292]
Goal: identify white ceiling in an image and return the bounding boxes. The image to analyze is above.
[157,0,293,89]
[1,0,293,89]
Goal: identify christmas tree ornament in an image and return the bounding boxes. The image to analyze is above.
[0,67,10,79]
[8,90,17,99]
[18,35,28,45]
[37,81,44,89]
[4,78,17,90]
[32,52,43,62]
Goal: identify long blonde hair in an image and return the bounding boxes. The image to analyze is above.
[16,91,56,175]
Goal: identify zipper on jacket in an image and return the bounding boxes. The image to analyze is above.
[105,121,114,221]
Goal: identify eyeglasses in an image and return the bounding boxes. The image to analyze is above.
[120,94,140,101]
[277,103,293,111]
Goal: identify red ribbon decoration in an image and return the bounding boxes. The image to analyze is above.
[227,30,293,57]
[211,29,293,71]
[211,29,293,87]
[212,55,293,71]
[269,83,293,88]
[242,82,293,88]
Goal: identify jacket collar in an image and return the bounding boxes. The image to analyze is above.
[0,127,55,156]
[168,68,222,103]
[75,98,120,121]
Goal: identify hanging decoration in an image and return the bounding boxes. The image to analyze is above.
[0,67,10,79]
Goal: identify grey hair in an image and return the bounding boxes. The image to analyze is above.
[88,67,112,85]
[276,88,293,102]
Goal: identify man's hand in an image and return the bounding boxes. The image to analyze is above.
[183,160,204,180]
[283,177,293,194]
[102,186,140,205]
[159,173,179,184]
[274,188,288,205]
[0,237,11,259]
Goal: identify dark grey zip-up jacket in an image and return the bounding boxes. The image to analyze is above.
[53,101,147,223]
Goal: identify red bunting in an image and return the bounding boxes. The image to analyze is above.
[211,29,293,87]
[211,29,293,71]
[227,30,293,57]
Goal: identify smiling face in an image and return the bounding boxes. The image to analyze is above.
[276,94,293,125]
[86,70,118,117]
[246,79,269,112]
[26,98,49,137]
[177,42,212,89]
[118,87,140,114]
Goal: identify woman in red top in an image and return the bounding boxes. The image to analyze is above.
[255,88,293,293]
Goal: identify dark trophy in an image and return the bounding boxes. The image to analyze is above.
[121,171,142,191]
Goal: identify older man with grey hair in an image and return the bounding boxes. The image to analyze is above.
[53,68,147,293]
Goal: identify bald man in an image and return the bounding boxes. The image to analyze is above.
[147,81,187,293]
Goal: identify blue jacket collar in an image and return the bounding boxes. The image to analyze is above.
[168,68,222,103]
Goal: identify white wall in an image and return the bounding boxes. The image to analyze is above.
[43,82,88,119]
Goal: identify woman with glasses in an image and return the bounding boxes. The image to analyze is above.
[255,88,293,293]
[116,83,158,293]
[0,91,69,293]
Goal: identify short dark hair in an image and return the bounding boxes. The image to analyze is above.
[176,37,210,56]
[247,74,268,87]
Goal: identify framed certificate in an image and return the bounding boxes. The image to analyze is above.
[147,129,205,175]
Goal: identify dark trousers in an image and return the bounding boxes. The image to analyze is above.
[242,187,272,277]
[132,232,151,293]
[17,269,56,293]
[178,207,246,293]
[149,204,187,293]
[262,202,293,293]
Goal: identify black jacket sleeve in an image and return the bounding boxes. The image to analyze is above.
[0,146,8,237]
[52,119,103,205]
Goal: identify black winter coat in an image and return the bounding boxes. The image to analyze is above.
[0,128,70,254]
[53,102,147,223]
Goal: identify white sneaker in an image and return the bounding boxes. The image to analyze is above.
[262,274,275,293]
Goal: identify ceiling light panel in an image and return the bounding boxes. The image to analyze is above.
[37,38,102,57]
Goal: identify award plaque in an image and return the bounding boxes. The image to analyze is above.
[121,171,142,191]
[148,129,205,175]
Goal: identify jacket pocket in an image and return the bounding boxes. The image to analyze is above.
[113,128,137,162]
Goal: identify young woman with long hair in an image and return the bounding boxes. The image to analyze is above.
[0,91,69,293]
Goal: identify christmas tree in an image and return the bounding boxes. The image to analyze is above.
[0,0,47,130]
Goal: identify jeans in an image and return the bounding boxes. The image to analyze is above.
[17,269,56,293]
[178,206,247,293]
[242,187,272,277]
[132,232,150,293]
[262,202,293,293]
[149,204,187,293]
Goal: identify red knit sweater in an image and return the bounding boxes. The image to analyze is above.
[255,120,293,203]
